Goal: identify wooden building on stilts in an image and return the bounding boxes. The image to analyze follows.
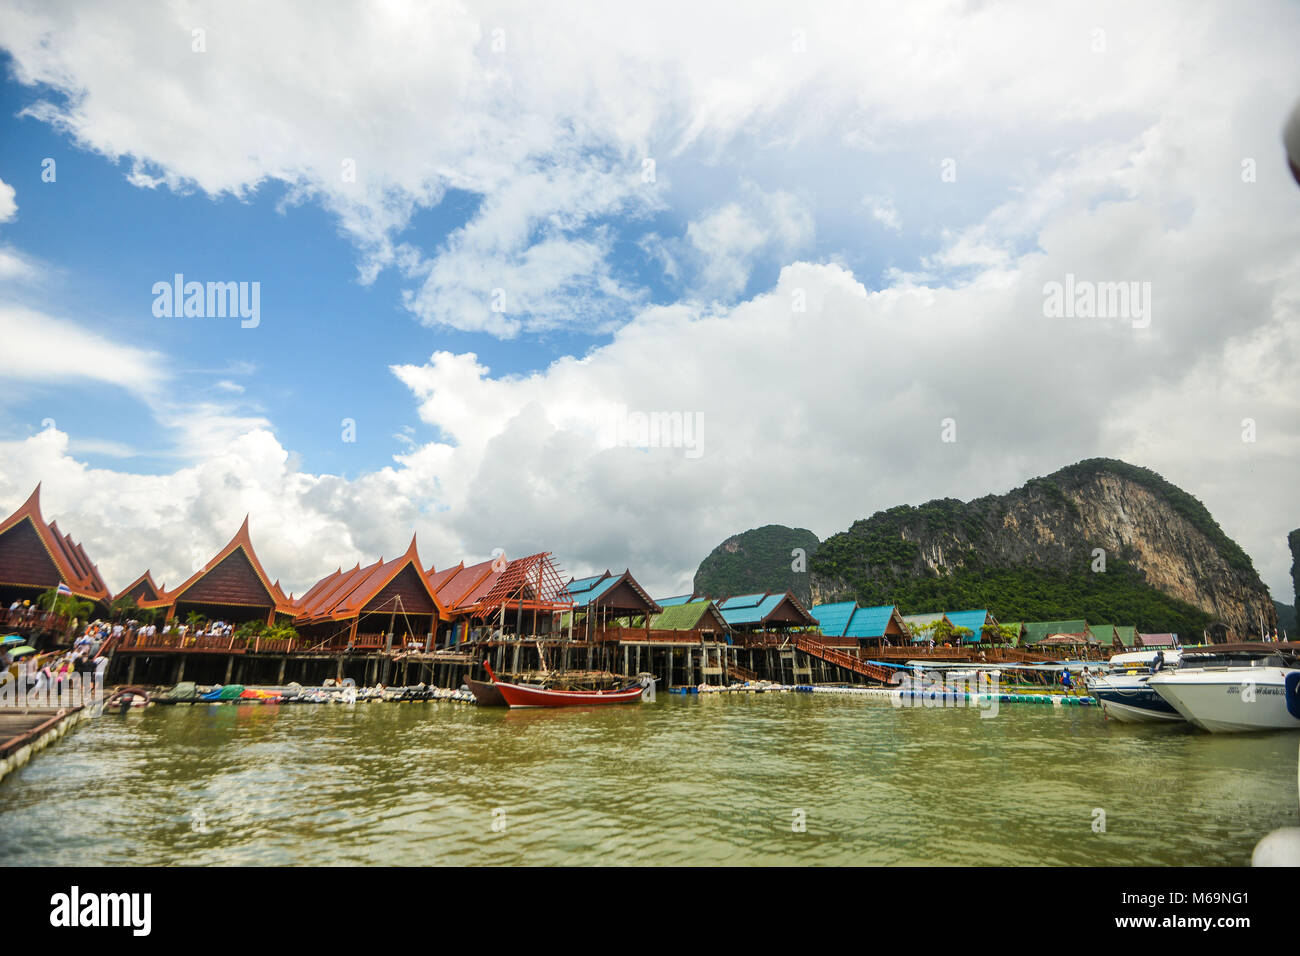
[561,570,663,642]
[292,534,445,653]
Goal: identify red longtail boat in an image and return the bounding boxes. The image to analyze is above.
[482,662,648,708]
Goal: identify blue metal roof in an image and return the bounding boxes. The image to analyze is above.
[810,601,856,637]
[844,605,898,639]
[721,593,786,625]
[655,594,695,607]
[945,609,991,644]
[719,592,768,610]
[567,575,620,608]
[564,573,608,596]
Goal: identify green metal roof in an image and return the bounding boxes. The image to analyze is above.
[650,600,718,630]
[1022,620,1089,644]
[1091,623,1117,644]
[1114,626,1138,647]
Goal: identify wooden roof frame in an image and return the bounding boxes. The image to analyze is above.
[469,552,574,620]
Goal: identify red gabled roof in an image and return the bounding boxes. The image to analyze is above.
[145,515,294,614]
[433,559,498,612]
[0,484,110,602]
[294,535,447,624]
[425,563,463,593]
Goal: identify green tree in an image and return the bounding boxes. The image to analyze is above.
[110,594,138,620]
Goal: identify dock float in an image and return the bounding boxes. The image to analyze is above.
[0,707,91,785]
[691,683,1095,706]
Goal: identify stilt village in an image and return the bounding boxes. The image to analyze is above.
[0,484,1185,698]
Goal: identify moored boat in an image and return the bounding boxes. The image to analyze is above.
[466,677,507,707]
[483,662,648,708]
[1087,649,1185,723]
[1149,664,1300,733]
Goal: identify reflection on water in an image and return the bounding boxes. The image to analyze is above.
[0,695,1295,865]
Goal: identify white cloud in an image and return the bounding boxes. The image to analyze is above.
[0,176,15,222]
[682,187,814,299]
[863,195,901,232]
[0,304,163,400]
[9,1,1296,330]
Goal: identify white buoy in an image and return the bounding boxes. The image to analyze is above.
[1253,738,1300,865]
[1252,828,1300,866]
[1285,97,1300,188]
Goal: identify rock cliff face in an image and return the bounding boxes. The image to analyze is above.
[806,459,1276,639]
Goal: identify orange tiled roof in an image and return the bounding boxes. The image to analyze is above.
[0,484,110,602]
[431,559,498,611]
[294,535,446,624]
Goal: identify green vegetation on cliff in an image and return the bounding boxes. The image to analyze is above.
[694,525,820,604]
[1289,528,1300,609]
[824,556,1212,637]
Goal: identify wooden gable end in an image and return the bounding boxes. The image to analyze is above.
[0,518,62,589]
[763,596,807,625]
[124,578,162,603]
[596,577,657,614]
[180,548,274,607]
[363,563,436,616]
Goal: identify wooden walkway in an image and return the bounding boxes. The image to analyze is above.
[0,707,88,784]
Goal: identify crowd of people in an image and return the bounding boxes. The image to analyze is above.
[1,618,110,701]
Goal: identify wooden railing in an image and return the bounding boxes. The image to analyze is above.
[794,635,897,684]
[252,636,294,653]
[0,609,70,633]
[588,627,723,645]
[728,662,759,682]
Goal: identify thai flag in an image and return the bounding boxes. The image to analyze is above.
[56,583,72,597]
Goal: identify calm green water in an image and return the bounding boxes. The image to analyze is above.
[1,694,1296,865]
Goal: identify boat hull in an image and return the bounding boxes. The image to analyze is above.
[494,680,646,708]
[466,678,508,707]
[1149,668,1300,733]
[1087,675,1184,723]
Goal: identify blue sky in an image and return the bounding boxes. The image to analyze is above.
[0,2,1296,618]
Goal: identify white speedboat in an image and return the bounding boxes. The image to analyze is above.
[1087,649,1184,723]
[1149,663,1300,733]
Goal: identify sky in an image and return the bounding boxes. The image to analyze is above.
[0,0,1297,603]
